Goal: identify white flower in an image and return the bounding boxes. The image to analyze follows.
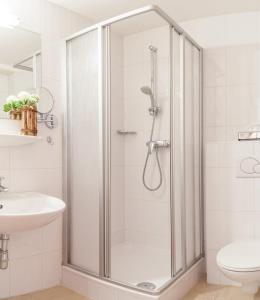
[6,95,18,102]
[17,91,30,100]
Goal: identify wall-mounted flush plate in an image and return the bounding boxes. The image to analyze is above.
[237,157,260,178]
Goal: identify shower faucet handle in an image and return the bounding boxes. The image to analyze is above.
[146,140,170,154]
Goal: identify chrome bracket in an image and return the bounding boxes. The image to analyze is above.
[38,113,58,129]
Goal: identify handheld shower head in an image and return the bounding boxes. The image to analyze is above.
[140,86,155,107]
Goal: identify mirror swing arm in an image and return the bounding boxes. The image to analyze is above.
[36,87,58,130]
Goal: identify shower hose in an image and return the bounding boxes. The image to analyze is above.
[142,113,163,191]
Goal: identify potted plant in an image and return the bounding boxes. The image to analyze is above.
[2,92,39,136]
[18,92,39,136]
[3,95,23,120]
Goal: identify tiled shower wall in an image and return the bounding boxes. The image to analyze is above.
[0,0,89,298]
[181,12,260,285]
[123,26,171,250]
[111,25,171,250]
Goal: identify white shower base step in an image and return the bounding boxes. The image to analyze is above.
[111,242,171,289]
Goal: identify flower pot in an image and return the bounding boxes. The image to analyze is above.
[9,110,22,120]
[21,107,37,136]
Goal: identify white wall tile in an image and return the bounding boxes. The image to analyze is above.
[226,85,251,127]
[42,250,62,289]
[204,87,226,127]
[253,179,260,211]
[10,255,43,296]
[205,167,227,211]
[206,250,221,285]
[227,45,259,86]
[204,49,226,87]
[204,126,227,142]
[42,217,62,252]
[226,169,254,212]
[0,268,10,298]
[206,211,229,250]
[228,212,254,241]
[9,228,43,259]
[11,168,62,197]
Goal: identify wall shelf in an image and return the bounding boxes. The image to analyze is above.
[0,133,43,147]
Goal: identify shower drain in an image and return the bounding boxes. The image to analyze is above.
[136,282,157,290]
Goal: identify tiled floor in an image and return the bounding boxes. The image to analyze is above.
[7,280,260,300]
[183,279,260,300]
[5,286,89,300]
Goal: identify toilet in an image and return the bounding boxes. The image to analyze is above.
[217,241,260,294]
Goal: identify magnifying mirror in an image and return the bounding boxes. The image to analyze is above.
[35,87,55,115]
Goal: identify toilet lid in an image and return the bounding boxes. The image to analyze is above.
[217,241,260,272]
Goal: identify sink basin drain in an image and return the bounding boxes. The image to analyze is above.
[136,282,156,290]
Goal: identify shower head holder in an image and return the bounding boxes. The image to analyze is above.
[149,106,160,116]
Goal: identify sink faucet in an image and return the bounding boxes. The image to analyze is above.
[0,177,8,192]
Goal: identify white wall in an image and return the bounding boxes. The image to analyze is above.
[122,26,171,250]
[0,0,90,298]
[181,12,260,286]
[0,73,9,118]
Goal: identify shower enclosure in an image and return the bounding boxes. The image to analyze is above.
[64,5,203,295]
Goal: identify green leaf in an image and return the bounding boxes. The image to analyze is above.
[3,103,12,112]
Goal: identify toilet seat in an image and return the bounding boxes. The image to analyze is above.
[217,241,260,272]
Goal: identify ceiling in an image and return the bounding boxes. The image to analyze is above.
[49,0,260,23]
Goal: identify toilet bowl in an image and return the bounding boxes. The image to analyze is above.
[217,241,260,294]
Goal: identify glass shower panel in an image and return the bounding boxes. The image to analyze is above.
[172,29,183,274]
[66,29,100,274]
[184,39,202,266]
[184,40,195,265]
[192,46,202,258]
[109,12,172,290]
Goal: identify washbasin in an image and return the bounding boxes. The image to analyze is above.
[0,192,66,233]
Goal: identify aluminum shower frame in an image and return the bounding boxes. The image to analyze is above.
[63,4,204,295]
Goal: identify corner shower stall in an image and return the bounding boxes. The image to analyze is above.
[64,5,203,295]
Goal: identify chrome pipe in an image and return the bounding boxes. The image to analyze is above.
[0,234,9,269]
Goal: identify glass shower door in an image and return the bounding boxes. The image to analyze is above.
[66,29,101,274]
[108,12,172,291]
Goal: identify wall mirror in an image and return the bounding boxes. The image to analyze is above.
[0,26,42,119]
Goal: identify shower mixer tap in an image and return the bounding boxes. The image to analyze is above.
[146,140,170,154]
[0,177,8,193]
